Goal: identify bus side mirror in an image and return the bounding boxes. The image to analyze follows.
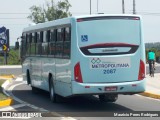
[21,36,23,39]
[15,41,19,50]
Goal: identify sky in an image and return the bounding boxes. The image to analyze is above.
[0,0,160,46]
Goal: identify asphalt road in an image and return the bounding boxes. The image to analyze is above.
[11,81,160,117]
[0,68,22,77]
[146,66,160,74]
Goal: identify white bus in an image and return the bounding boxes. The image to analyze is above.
[21,14,146,103]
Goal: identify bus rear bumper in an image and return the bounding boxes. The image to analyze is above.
[72,79,146,95]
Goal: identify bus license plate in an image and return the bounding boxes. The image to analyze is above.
[105,86,117,91]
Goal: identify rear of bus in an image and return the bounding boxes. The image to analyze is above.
[71,15,146,97]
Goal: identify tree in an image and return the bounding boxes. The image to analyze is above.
[28,0,72,23]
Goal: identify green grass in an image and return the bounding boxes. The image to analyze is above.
[0,80,8,100]
[0,74,12,76]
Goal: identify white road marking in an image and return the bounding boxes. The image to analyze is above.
[61,117,77,120]
[2,81,75,119]
[15,77,23,81]
[7,82,49,112]
[0,65,22,68]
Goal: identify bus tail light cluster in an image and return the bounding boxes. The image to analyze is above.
[138,60,145,80]
[74,62,83,83]
[77,19,83,22]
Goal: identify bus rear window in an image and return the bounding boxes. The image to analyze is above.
[77,16,141,56]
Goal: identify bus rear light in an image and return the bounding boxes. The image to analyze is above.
[77,19,83,22]
[132,84,137,87]
[85,86,90,88]
[74,62,83,83]
[138,60,145,80]
[133,17,140,20]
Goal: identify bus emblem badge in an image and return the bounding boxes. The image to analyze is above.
[91,58,101,64]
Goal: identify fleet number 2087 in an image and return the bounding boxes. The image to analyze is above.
[103,69,116,74]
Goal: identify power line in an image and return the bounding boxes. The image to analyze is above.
[138,12,160,14]
[139,14,160,16]
[0,13,29,14]
[132,11,160,16]
[0,18,28,19]
[0,24,28,25]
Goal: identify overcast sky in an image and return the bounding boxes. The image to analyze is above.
[0,0,160,46]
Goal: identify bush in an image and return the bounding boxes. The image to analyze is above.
[0,48,20,65]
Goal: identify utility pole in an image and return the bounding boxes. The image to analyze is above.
[90,0,91,14]
[122,0,125,14]
[133,0,136,14]
[97,0,99,13]
[2,45,7,65]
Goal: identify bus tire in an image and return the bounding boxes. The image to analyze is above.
[26,70,31,85]
[49,77,58,103]
[31,86,39,93]
[99,94,118,102]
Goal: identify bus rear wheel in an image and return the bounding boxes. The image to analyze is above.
[49,77,58,103]
[31,86,39,93]
[99,94,118,102]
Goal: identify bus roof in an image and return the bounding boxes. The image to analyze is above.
[23,14,141,33]
[23,17,72,32]
[73,14,141,19]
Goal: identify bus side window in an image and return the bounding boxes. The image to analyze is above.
[25,34,28,55]
[63,27,71,59]
[34,32,37,43]
[34,32,37,55]
[30,33,36,56]
[40,31,43,42]
[36,32,42,55]
[47,30,50,42]
[55,28,64,58]
[26,33,31,56]
[49,29,56,56]
[42,31,48,56]
[21,33,26,59]
[65,27,71,41]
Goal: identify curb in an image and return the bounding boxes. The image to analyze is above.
[139,92,160,99]
[0,74,16,79]
[0,98,13,107]
[0,79,14,108]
